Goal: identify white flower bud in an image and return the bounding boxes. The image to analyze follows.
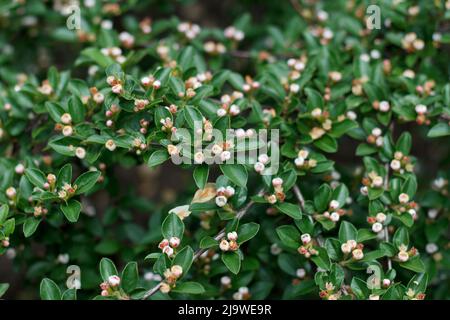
[330,212,340,222]
[105,139,116,151]
[254,161,265,173]
[398,193,410,204]
[341,243,351,254]
[15,164,25,174]
[290,83,300,93]
[382,279,391,287]
[371,127,382,137]
[311,108,322,118]
[108,275,121,287]
[171,265,183,278]
[219,239,230,251]
[221,276,231,286]
[300,233,311,244]
[376,212,386,223]
[398,251,409,262]
[162,245,174,257]
[60,113,72,124]
[329,200,340,210]
[352,249,364,260]
[296,268,306,278]
[169,237,180,248]
[347,240,357,249]
[225,186,235,197]
[220,151,231,162]
[372,222,383,233]
[272,177,283,188]
[227,231,238,241]
[62,125,73,136]
[294,157,305,167]
[75,147,86,159]
[425,243,438,254]
[215,195,228,207]
[379,101,390,112]
[390,159,401,171]
[258,154,269,164]
[229,104,240,116]
[6,187,16,199]
[415,104,427,114]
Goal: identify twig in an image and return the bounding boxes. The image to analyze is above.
[141,189,264,300]
[289,0,303,18]
[292,185,305,210]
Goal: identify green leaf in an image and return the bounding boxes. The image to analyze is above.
[276,225,300,250]
[357,229,377,242]
[427,122,450,138]
[0,204,9,223]
[399,256,425,273]
[351,278,369,299]
[222,251,241,274]
[219,164,248,187]
[81,48,115,68]
[0,283,9,298]
[193,165,209,189]
[60,199,81,222]
[40,278,61,300]
[395,132,412,155]
[25,168,47,188]
[99,258,118,282]
[162,213,184,239]
[310,247,331,271]
[314,184,332,212]
[121,262,139,293]
[393,227,409,248]
[184,105,203,129]
[61,288,77,300]
[171,282,205,294]
[148,150,170,168]
[314,135,338,153]
[338,221,358,243]
[275,202,302,219]
[199,236,218,249]
[237,222,260,244]
[173,246,194,277]
[23,217,41,237]
[331,184,349,209]
[57,164,72,189]
[74,170,101,194]
[68,96,85,123]
[45,102,65,123]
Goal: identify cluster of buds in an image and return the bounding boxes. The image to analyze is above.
[351,76,368,96]
[139,17,152,34]
[57,182,77,201]
[367,212,387,233]
[392,193,418,219]
[106,75,124,95]
[177,22,201,39]
[366,127,384,147]
[132,138,147,155]
[321,200,345,223]
[139,118,149,134]
[294,149,317,170]
[158,236,180,258]
[319,282,341,300]
[140,74,161,90]
[119,31,135,48]
[216,103,240,117]
[254,153,270,175]
[415,81,435,97]
[405,288,426,300]
[219,231,239,252]
[362,171,384,190]
[55,113,74,137]
[414,104,430,125]
[167,144,179,157]
[309,108,332,140]
[341,239,364,260]
[232,287,251,300]
[401,32,425,52]
[133,99,150,112]
[33,205,48,218]
[160,117,175,133]
[89,87,105,105]
[390,151,414,174]
[372,100,390,113]
[242,75,260,93]
[265,177,285,204]
[160,265,183,293]
[297,233,319,258]
[38,80,53,96]
[396,244,418,263]
[219,91,244,111]
[101,47,126,64]
[203,41,226,55]
[99,275,121,297]
[215,186,235,207]
[311,26,334,45]
[286,57,306,81]
[224,26,245,42]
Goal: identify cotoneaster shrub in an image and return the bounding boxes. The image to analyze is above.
[0,0,449,300]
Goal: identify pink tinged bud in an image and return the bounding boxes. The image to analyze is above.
[15,163,25,174]
[329,200,340,210]
[382,279,391,287]
[152,80,161,89]
[216,108,227,117]
[258,154,269,165]
[300,233,311,244]
[235,128,246,139]
[43,182,50,189]
[107,275,121,287]
[171,265,183,278]
[330,212,340,222]
[398,193,410,204]
[6,187,16,199]
[162,245,174,257]
[254,162,265,173]
[227,231,238,241]
[101,290,109,296]
[398,251,409,262]
[106,120,113,127]
[372,222,383,233]
[60,113,72,124]
[225,186,235,197]
[352,249,364,260]
[272,177,283,188]
[220,151,231,162]
[169,237,180,248]
[219,239,230,251]
[158,239,169,249]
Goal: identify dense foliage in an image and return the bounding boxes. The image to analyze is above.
[0,0,449,300]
